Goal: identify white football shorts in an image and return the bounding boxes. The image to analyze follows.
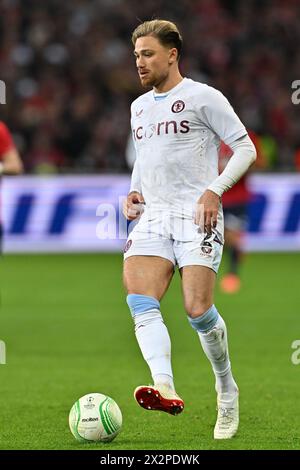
[123,209,224,273]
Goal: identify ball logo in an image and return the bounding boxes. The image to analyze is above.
[124,239,132,253]
[84,396,95,409]
[172,100,185,113]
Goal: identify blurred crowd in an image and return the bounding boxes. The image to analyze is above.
[0,0,299,173]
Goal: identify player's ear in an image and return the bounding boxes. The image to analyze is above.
[168,48,178,64]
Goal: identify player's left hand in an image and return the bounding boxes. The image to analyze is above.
[123,191,145,221]
[194,190,220,234]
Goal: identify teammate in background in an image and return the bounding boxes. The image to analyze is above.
[122,20,256,439]
[0,121,24,244]
[220,131,266,293]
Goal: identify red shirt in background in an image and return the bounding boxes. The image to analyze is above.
[0,121,15,160]
[0,121,16,223]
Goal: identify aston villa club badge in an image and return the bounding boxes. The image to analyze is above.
[171,100,185,113]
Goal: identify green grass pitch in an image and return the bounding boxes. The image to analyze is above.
[0,252,299,450]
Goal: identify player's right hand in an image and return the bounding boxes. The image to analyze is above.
[123,191,145,221]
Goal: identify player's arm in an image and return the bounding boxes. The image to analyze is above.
[123,156,145,221]
[196,134,256,232]
[207,134,256,196]
[0,147,24,175]
[123,106,145,221]
[194,88,256,233]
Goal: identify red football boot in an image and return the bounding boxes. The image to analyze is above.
[134,385,184,416]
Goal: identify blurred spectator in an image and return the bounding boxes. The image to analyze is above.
[0,119,23,248]
[0,0,299,173]
[0,120,23,175]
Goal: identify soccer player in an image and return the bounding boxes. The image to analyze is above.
[0,121,23,244]
[123,20,256,439]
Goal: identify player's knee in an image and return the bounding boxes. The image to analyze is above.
[126,293,160,317]
[184,299,213,319]
[187,304,219,333]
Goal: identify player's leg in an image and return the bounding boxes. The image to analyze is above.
[180,264,239,438]
[180,266,238,394]
[124,253,184,415]
[225,227,242,273]
[123,255,174,299]
[221,205,247,293]
[220,227,242,293]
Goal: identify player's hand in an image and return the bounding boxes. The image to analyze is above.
[123,191,145,221]
[194,190,220,235]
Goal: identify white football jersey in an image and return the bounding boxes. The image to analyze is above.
[130,77,247,218]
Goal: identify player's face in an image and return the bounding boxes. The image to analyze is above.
[134,36,176,89]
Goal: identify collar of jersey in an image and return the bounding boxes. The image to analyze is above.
[152,77,187,102]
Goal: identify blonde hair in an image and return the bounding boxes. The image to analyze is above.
[132,19,183,60]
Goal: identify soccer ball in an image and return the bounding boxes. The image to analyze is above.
[69,393,122,443]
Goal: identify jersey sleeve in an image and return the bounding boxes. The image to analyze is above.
[195,86,247,146]
[129,158,142,194]
[0,122,15,159]
[207,133,256,197]
[129,104,142,194]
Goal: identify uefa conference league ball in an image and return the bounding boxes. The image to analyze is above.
[69,393,122,443]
